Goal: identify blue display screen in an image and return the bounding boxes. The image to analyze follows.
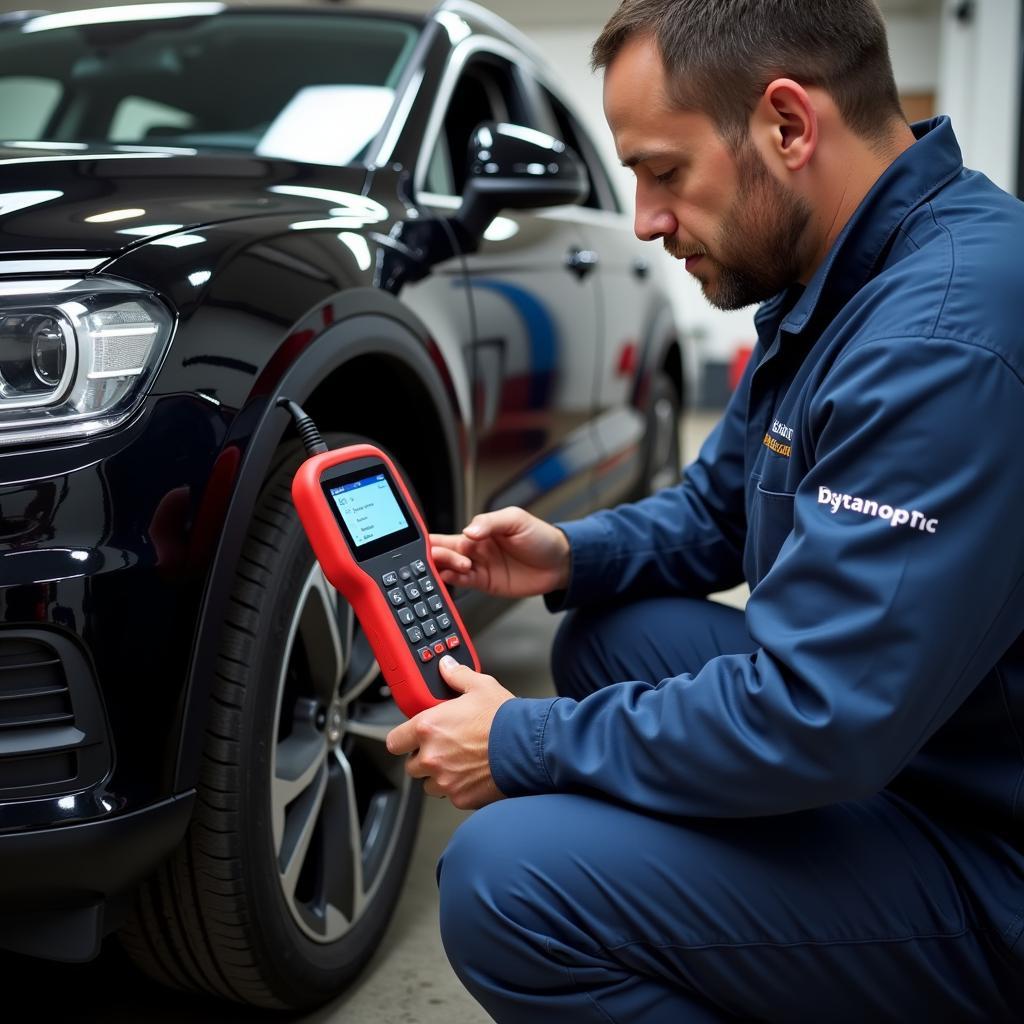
[329,473,409,547]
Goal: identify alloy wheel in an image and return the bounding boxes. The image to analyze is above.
[271,565,412,943]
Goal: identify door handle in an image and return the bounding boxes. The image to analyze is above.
[566,247,599,280]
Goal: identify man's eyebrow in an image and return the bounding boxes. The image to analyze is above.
[621,151,672,169]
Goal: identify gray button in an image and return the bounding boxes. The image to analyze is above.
[422,619,438,637]
[388,588,404,606]
[406,625,424,644]
[427,595,443,612]
[397,608,415,625]
[421,577,436,593]
[403,583,421,601]
[414,601,429,619]
[398,566,413,581]
[437,612,451,630]
[382,571,399,587]
[412,559,427,575]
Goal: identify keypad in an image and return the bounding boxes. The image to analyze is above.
[382,559,462,663]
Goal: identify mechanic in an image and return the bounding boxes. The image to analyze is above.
[385,1,1024,1020]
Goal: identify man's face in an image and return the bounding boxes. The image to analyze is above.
[604,34,813,310]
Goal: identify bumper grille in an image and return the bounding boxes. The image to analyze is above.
[0,631,110,800]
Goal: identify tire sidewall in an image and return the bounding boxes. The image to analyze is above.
[230,439,424,1005]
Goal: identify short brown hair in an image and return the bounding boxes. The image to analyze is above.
[593,0,905,146]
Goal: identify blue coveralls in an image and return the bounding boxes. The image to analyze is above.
[438,118,1024,1022]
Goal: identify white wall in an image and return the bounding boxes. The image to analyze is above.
[937,0,1022,192]
[887,10,943,92]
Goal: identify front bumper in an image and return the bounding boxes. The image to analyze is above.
[0,791,194,960]
[0,394,228,816]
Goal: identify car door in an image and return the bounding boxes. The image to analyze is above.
[415,45,603,524]
[533,85,660,508]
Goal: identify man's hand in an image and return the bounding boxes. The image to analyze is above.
[386,656,515,810]
[429,506,571,599]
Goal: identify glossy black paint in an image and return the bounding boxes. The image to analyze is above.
[0,2,681,957]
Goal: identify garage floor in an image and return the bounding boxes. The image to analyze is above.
[4,413,743,1022]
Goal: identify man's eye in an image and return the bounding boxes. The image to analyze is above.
[654,168,677,185]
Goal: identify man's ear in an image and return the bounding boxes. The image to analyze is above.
[752,78,817,172]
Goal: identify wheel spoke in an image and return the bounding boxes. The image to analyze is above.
[317,748,365,924]
[278,756,328,899]
[339,628,381,707]
[299,569,347,707]
[345,701,404,743]
[272,722,327,850]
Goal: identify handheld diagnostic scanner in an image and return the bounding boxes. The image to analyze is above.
[280,400,479,718]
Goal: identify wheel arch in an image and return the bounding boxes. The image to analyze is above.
[635,298,686,412]
[173,302,466,792]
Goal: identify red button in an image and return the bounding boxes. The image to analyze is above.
[445,634,460,650]
[418,647,434,663]
[433,641,446,655]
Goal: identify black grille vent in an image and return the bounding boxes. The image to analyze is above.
[0,640,74,725]
[0,631,110,800]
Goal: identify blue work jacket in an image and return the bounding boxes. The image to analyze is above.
[490,118,1024,867]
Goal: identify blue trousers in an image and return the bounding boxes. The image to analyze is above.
[437,597,1024,1022]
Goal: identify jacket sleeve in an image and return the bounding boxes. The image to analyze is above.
[546,353,754,612]
[491,337,1024,816]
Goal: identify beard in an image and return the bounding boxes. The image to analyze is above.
[666,143,813,311]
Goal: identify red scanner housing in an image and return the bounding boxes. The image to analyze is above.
[291,443,479,718]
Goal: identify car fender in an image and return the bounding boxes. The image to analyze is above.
[634,298,685,410]
[172,297,465,792]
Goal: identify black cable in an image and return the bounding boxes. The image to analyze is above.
[276,398,328,456]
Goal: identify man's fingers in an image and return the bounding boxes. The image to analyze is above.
[463,506,525,541]
[429,532,472,553]
[386,719,418,756]
[430,544,473,574]
[438,655,486,693]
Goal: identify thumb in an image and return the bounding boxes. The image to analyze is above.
[439,655,479,693]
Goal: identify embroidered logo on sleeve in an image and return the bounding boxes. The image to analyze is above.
[818,486,939,533]
[762,419,795,458]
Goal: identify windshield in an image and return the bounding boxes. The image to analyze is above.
[0,8,420,166]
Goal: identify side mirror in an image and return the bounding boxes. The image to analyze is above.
[456,122,589,240]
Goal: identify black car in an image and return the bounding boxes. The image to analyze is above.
[0,0,684,1010]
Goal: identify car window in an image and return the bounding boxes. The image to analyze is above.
[0,12,420,166]
[110,96,194,143]
[0,76,61,140]
[539,87,621,213]
[424,55,531,197]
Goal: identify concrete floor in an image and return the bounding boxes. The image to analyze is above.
[2,412,743,1022]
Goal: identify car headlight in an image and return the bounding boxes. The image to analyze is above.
[0,278,174,447]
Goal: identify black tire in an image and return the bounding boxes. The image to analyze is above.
[633,369,682,499]
[119,436,424,1010]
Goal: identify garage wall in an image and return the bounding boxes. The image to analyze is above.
[936,0,1023,194]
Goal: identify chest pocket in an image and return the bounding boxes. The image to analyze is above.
[746,482,796,586]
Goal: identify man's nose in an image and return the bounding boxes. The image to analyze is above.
[633,185,677,243]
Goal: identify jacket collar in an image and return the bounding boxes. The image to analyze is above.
[778,116,964,338]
